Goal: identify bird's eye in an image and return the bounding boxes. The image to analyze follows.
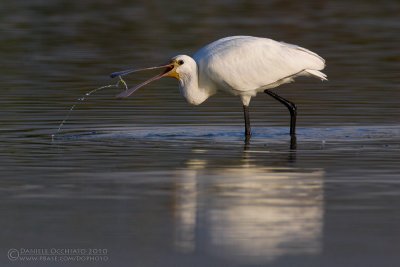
[178,59,184,65]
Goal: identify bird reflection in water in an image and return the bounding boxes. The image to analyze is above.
[172,148,323,264]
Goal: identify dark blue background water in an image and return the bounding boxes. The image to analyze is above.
[1,1,400,266]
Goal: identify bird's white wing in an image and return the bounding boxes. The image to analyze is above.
[193,36,326,94]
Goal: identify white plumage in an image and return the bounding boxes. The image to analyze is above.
[113,35,327,138]
[185,36,326,105]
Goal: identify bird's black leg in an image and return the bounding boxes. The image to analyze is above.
[243,105,251,139]
[264,90,297,136]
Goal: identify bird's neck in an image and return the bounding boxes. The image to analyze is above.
[178,64,212,106]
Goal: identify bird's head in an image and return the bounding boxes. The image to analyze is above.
[111,55,194,98]
[165,55,195,79]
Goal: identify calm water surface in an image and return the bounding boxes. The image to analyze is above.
[1,1,400,266]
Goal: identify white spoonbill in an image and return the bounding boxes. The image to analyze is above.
[111,36,327,138]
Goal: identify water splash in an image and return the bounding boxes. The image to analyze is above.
[52,76,128,141]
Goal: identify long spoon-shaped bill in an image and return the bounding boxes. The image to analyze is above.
[110,64,172,78]
[116,71,166,98]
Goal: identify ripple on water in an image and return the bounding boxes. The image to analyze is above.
[52,125,400,144]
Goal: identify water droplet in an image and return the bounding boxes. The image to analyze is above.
[56,78,128,133]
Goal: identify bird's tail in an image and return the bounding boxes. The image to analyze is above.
[305,69,328,81]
